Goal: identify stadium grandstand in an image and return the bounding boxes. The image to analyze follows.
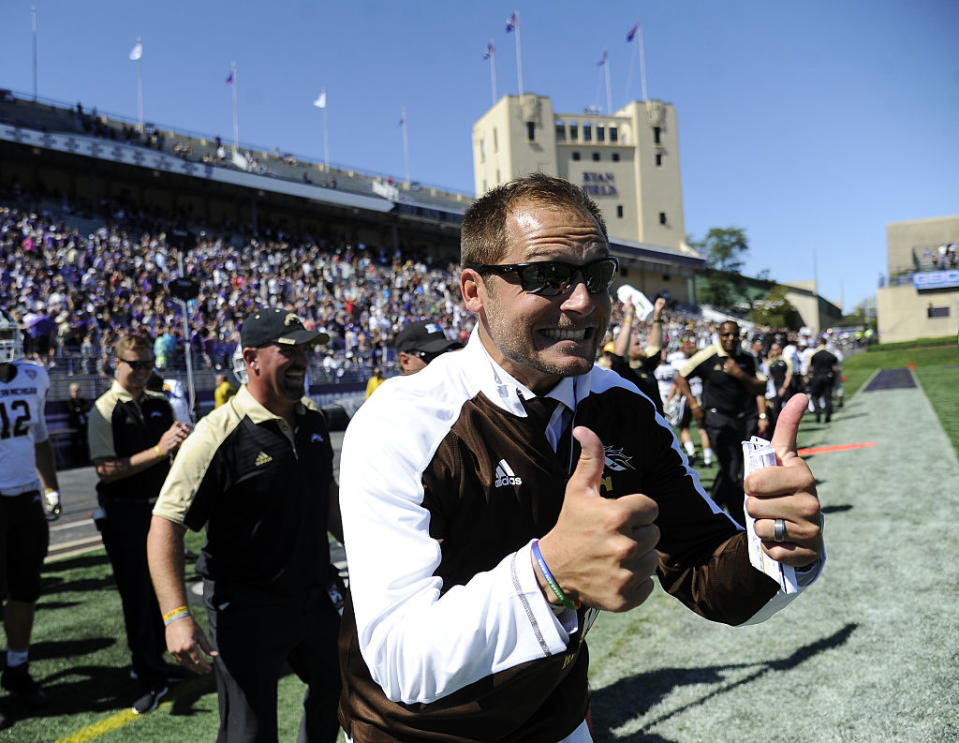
[1,89,856,471]
[877,215,959,343]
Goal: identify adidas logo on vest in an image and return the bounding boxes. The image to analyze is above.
[494,459,522,487]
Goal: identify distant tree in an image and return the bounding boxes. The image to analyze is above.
[690,227,749,273]
[689,227,752,311]
[750,285,802,330]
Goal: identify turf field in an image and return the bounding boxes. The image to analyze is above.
[3,342,957,742]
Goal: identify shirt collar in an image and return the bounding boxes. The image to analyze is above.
[465,327,588,417]
[231,384,305,426]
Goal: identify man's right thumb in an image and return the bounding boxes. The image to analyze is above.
[570,426,605,495]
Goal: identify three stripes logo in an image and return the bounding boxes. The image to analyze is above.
[494,459,522,487]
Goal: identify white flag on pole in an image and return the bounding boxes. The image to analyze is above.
[313,90,327,109]
[129,41,143,61]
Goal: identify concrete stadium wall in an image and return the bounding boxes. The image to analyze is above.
[877,284,959,343]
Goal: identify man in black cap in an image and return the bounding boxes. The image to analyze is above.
[148,307,344,743]
[394,320,462,375]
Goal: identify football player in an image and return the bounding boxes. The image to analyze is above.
[0,311,60,720]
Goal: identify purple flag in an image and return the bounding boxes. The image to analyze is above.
[506,11,518,32]
[483,40,494,60]
[597,50,607,66]
[626,21,639,42]
[225,70,234,84]
[398,113,405,127]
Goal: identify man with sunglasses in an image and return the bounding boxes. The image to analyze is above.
[148,308,343,743]
[338,174,824,742]
[394,320,462,375]
[88,333,191,714]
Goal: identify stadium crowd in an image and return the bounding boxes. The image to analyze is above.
[0,188,473,382]
[1,184,855,409]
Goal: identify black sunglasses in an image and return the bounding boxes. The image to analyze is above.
[465,257,619,297]
[118,358,154,371]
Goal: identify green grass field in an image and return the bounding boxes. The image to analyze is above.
[843,338,959,454]
[3,341,958,742]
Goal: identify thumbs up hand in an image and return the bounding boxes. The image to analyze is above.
[535,426,660,612]
[744,394,824,567]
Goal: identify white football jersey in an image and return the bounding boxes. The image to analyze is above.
[653,359,677,402]
[0,361,50,495]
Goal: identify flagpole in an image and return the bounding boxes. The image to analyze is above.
[231,62,239,153]
[31,7,38,102]
[624,36,637,104]
[401,108,410,186]
[603,48,612,114]
[638,25,648,101]
[488,41,497,105]
[322,102,329,168]
[136,37,144,133]
[514,13,524,95]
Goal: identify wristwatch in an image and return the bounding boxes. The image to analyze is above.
[758,413,768,420]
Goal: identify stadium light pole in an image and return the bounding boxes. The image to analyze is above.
[313,89,329,168]
[176,252,196,421]
[135,38,144,133]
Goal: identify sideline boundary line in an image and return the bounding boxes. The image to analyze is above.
[797,442,877,456]
[54,704,159,743]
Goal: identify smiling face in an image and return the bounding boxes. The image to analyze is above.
[719,322,741,355]
[245,342,310,414]
[461,201,611,393]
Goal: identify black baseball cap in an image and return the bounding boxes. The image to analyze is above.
[240,308,329,349]
[395,320,461,355]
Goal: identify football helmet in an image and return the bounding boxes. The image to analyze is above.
[0,312,23,364]
[232,343,248,385]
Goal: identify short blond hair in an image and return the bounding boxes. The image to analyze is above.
[114,333,152,359]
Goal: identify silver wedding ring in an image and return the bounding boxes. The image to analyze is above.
[774,518,788,542]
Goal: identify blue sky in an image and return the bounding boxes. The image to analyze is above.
[1,1,956,313]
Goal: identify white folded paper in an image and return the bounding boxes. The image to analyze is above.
[616,284,654,321]
[742,436,799,593]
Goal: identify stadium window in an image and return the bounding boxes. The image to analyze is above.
[653,126,661,144]
[493,128,498,153]
[591,152,600,162]
[659,211,667,225]
[616,205,623,218]
[527,121,536,141]
[583,122,592,142]
[597,125,605,142]
[479,138,485,163]
[571,152,581,161]
[612,153,620,162]
[569,122,578,140]
[555,121,566,142]
[496,169,500,184]
[655,152,663,167]
[927,305,949,318]
[609,126,618,142]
